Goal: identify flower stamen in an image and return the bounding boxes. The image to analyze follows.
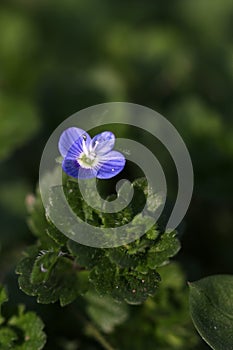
[77,151,98,169]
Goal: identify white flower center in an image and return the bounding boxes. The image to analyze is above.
[77,151,99,169]
[76,138,101,169]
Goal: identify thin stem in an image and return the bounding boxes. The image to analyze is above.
[71,304,116,350]
[85,322,116,350]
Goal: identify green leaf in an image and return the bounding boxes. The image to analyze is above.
[67,240,104,269]
[30,251,60,284]
[56,259,88,306]
[125,213,155,236]
[0,286,8,307]
[46,223,68,246]
[90,258,161,305]
[63,179,91,223]
[0,286,8,325]
[0,327,17,350]
[16,246,87,306]
[16,246,42,297]
[0,285,46,349]
[189,274,233,350]
[147,231,181,268]
[120,269,161,305]
[8,307,46,350]
[85,291,128,333]
[102,207,134,229]
[65,185,84,221]
[106,247,140,268]
[27,189,67,248]
[89,258,117,297]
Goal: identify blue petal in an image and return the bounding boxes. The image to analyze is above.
[96,151,126,179]
[77,168,97,179]
[59,127,87,157]
[64,132,91,160]
[91,131,115,155]
[62,159,97,179]
[62,158,80,178]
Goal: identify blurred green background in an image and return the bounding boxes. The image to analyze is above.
[0,0,232,349]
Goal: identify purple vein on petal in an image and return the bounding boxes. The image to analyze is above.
[91,131,115,155]
[97,151,126,179]
[58,127,87,157]
[62,158,80,178]
[65,133,91,160]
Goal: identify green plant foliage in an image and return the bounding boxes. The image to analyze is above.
[85,291,129,333]
[16,247,89,306]
[67,240,104,269]
[1,1,233,349]
[0,286,46,350]
[0,286,8,326]
[16,176,180,307]
[147,231,181,268]
[89,258,161,305]
[189,274,233,350]
[26,189,67,248]
[0,327,17,350]
[108,263,200,350]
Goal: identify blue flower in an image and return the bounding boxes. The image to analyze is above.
[58,127,126,179]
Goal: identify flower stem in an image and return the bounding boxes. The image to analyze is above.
[85,322,116,350]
